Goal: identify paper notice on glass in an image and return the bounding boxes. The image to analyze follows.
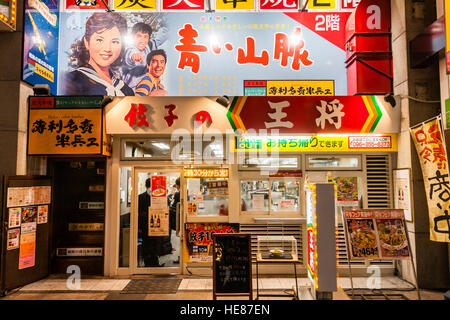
[7,229,20,250]
[8,208,21,228]
[37,205,48,224]
[252,194,265,211]
[279,199,295,211]
[188,178,201,196]
[188,202,198,216]
[19,232,36,269]
[148,207,169,237]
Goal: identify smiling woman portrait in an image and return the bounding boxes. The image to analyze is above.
[62,12,134,96]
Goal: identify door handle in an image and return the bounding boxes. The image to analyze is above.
[176,202,180,237]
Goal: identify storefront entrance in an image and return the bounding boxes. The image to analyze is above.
[131,168,183,275]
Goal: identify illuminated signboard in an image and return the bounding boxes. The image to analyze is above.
[233,134,397,153]
[305,183,338,294]
[184,168,229,178]
[27,108,107,155]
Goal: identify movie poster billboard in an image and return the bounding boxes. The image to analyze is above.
[55,11,350,96]
[23,0,59,95]
[343,209,410,260]
[184,223,239,263]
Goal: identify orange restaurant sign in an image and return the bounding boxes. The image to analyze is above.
[410,117,450,242]
[27,108,109,155]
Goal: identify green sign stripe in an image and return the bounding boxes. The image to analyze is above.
[227,110,237,132]
[226,97,240,132]
[369,96,383,133]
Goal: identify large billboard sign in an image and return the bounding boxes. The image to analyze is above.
[23,0,59,94]
[24,10,351,96]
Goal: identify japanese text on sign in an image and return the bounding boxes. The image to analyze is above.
[175,24,314,74]
[28,109,103,155]
[410,118,450,242]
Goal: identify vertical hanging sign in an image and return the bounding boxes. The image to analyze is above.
[410,117,450,242]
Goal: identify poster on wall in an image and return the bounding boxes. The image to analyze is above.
[7,187,32,207]
[8,208,22,228]
[184,223,239,263]
[394,169,413,222]
[7,229,20,250]
[343,209,410,260]
[410,117,450,242]
[31,186,51,205]
[150,175,167,209]
[19,232,36,269]
[37,205,49,224]
[23,0,59,95]
[148,207,169,236]
[335,177,358,206]
[53,11,350,96]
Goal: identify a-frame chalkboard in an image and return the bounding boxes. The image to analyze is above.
[212,233,252,300]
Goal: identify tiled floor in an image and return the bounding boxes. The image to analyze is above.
[0,275,444,300]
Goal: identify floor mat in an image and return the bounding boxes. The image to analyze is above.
[120,279,182,294]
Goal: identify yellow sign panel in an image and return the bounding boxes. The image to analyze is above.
[266,80,334,96]
[216,0,255,10]
[114,0,157,9]
[28,108,104,155]
[34,62,54,83]
[307,0,336,10]
[233,134,397,152]
[184,168,229,178]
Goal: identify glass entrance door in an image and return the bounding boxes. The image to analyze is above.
[132,168,183,274]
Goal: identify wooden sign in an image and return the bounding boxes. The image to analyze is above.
[212,233,252,300]
[27,108,107,156]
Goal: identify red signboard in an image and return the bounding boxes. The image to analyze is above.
[162,0,204,10]
[228,95,390,134]
[285,12,352,51]
[259,0,298,10]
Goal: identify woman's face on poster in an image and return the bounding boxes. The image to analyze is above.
[84,26,122,69]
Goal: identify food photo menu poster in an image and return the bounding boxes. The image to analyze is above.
[343,210,410,260]
[150,175,167,209]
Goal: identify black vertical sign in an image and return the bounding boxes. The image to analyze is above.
[213,233,252,300]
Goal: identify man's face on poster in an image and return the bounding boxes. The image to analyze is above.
[134,31,150,51]
[147,54,166,79]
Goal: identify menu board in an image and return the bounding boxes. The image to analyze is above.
[213,233,252,299]
[343,209,410,260]
[7,186,51,207]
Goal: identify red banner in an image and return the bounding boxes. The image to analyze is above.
[228,95,389,134]
[162,0,204,10]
